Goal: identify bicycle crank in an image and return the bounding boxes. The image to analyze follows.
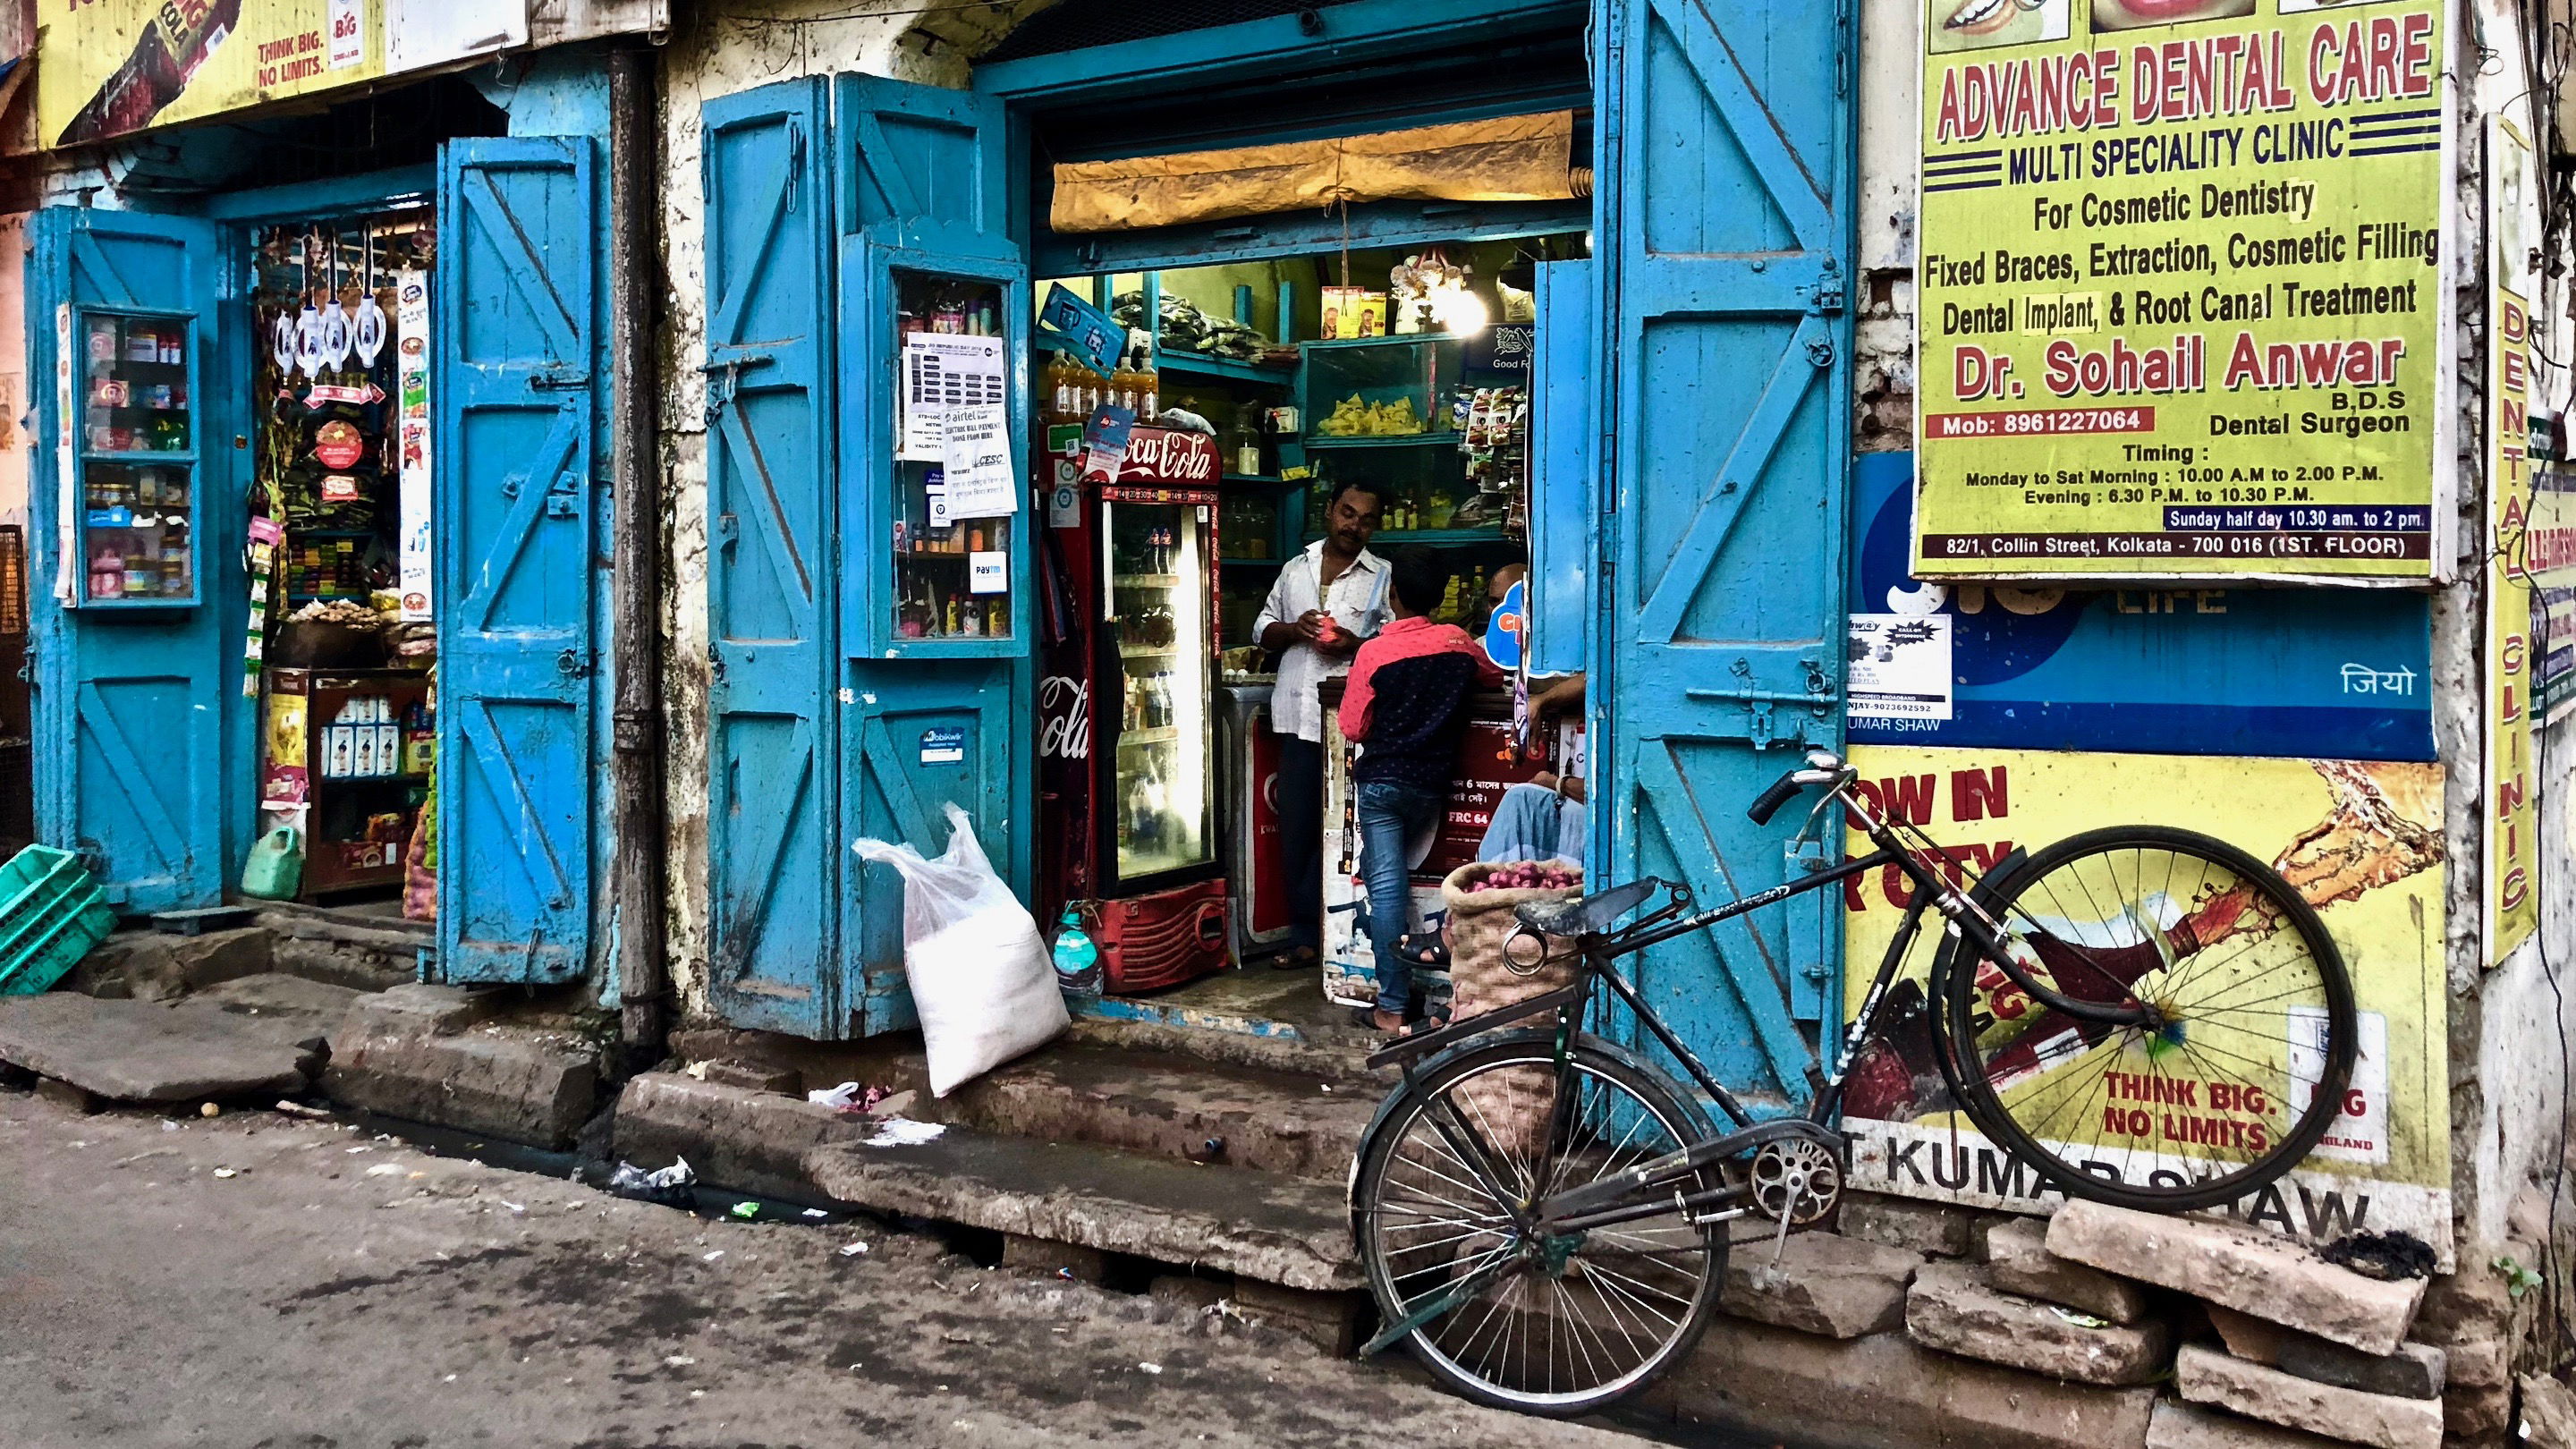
[1749,1139,1843,1264]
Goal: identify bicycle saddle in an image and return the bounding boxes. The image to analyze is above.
[1515,877,1665,936]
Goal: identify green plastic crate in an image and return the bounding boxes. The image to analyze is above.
[0,845,115,996]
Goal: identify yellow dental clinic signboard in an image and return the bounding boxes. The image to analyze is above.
[1912,0,2452,580]
[1840,745,2453,1261]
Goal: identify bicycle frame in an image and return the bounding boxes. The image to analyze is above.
[1365,775,2160,1240]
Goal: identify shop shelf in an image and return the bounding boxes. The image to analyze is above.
[0,844,115,996]
[1155,351,1294,386]
[1302,433,1456,449]
[1218,555,1285,567]
[84,450,199,466]
[1220,473,1291,486]
[1371,529,1511,544]
[1117,727,1181,745]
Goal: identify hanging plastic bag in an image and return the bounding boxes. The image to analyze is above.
[853,804,1068,1097]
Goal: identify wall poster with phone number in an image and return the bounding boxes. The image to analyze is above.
[1911,0,2451,581]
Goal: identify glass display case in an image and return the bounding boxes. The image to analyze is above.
[889,269,1015,643]
[74,311,198,606]
[1302,335,1465,443]
[1105,495,1215,883]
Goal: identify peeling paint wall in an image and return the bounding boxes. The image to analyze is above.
[654,0,1043,1021]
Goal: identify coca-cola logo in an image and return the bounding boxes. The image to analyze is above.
[1120,428,1216,483]
[1038,675,1090,759]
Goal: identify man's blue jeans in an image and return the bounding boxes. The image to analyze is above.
[1356,779,1445,1018]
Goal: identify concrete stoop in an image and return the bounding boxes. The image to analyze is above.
[323,1000,602,1150]
[0,989,326,1104]
[894,1038,1379,1183]
[609,1070,1361,1293]
[802,1126,1361,1292]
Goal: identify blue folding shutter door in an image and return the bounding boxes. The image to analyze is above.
[435,139,598,983]
[1596,0,1853,1096]
[701,80,841,1036]
[835,75,1029,1036]
[31,209,227,913]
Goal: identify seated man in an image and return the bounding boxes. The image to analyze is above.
[1336,548,1503,1033]
[1476,672,1587,867]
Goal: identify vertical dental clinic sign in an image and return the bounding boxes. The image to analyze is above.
[2485,114,2541,965]
[1912,0,2452,580]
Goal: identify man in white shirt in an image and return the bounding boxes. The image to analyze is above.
[1254,480,1389,966]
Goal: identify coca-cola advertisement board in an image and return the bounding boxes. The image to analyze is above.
[1114,427,1217,486]
[37,0,567,148]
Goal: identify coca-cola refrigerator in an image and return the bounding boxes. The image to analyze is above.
[1038,426,1232,992]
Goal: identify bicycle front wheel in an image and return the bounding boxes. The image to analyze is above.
[1352,1034,1726,1417]
[1939,826,2357,1212]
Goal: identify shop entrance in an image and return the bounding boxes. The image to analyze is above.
[30,133,608,986]
[1030,239,1587,1037]
[978,0,1857,1105]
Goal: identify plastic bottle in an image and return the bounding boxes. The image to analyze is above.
[1051,909,1103,996]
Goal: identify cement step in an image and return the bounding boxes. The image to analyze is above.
[0,991,325,1103]
[803,1123,1361,1293]
[1063,969,1393,1085]
[613,1071,1361,1292]
[896,1038,1381,1184]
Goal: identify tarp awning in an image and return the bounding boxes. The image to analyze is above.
[1049,111,1578,234]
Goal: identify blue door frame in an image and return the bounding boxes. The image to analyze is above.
[971,0,1858,1101]
[27,127,617,989]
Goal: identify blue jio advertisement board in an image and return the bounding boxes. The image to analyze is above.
[1847,453,2435,761]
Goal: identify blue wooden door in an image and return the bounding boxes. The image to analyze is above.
[435,138,599,984]
[700,80,843,1036]
[835,75,1032,1037]
[29,208,228,914]
[1594,0,1853,1101]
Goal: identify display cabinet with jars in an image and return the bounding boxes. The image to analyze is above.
[74,311,199,606]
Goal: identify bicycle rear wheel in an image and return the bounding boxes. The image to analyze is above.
[1352,1033,1726,1417]
[1938,826,2356,1212]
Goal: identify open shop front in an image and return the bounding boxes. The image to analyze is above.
[973,0,1854,1091]
[699,0,1859,1109]
[1028,233,1594,1030]
[28,73,615,987]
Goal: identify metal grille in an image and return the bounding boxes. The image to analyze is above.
[980,0,1365,62]
[0,525,22,637]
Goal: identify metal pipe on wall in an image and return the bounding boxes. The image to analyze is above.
[607,43,669,1072]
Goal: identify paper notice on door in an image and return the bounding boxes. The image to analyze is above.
[940,402,1018,518]
[1846,614,1953,721]
[899,334,1007,462]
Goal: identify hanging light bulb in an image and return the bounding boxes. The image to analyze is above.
[1436,287,1492,335]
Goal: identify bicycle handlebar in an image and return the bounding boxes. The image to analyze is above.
[1746,749,1852,826]
[1746,772,1804,826]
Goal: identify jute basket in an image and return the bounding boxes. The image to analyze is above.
[1442,860,1584,1158]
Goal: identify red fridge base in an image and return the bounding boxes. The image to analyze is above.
[1096,877,1231,993]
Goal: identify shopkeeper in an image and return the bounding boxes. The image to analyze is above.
[1254,480,1390,968]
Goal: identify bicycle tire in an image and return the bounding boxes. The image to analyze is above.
[1937,826,2357,1212]
[1352,1030,1726,1417]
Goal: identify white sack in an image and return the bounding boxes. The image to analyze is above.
[853,804,1068,1097]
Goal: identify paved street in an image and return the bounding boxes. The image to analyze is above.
[0,1084,1753,1449]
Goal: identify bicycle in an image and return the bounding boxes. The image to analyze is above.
[1346,747,2357,1416]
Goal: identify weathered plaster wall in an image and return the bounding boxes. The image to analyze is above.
[1854,0,1915,453]
[654,0,1044,1020]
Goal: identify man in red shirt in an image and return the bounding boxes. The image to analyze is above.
[1338,549,1503,1032]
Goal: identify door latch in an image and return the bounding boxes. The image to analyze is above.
[557,648,592,679]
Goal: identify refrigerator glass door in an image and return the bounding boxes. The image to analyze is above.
[1104,498,1215,883]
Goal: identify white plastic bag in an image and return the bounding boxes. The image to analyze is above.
[853,804,1068,1096]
